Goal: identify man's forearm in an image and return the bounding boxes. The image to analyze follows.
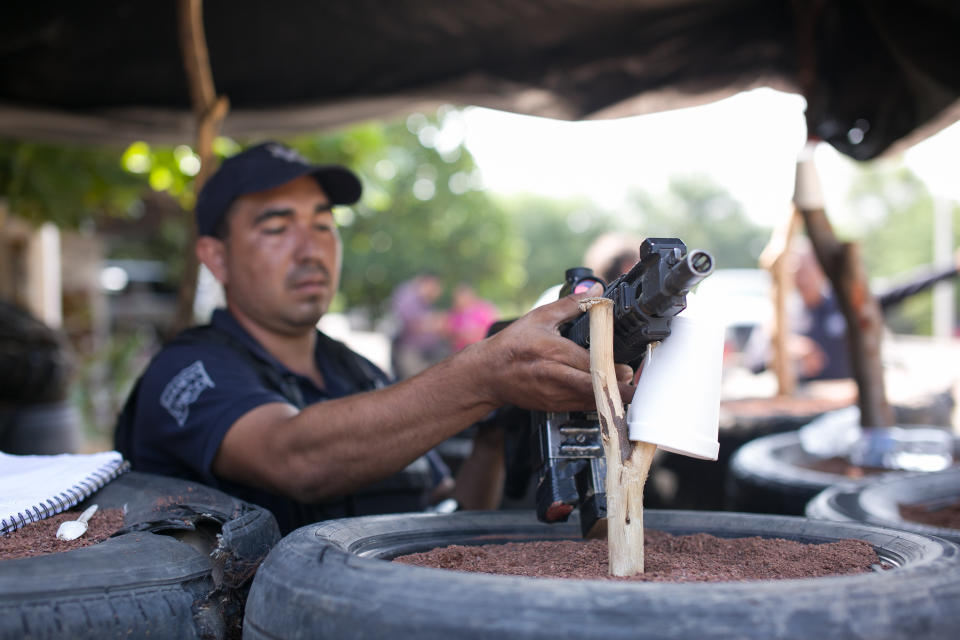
[250,346,497,501]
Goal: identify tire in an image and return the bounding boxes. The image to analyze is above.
[650,400,833,510]
[243,510,960,640]
[807,468,960,544]
[0,471,280,640]
[726,430,861,515]
[726,429,960,516]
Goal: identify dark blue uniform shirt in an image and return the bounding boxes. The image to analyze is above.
[117,308,446,533]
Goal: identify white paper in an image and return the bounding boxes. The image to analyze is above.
[627,314,723,460]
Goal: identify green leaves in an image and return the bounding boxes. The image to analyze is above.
[0,140,143,228]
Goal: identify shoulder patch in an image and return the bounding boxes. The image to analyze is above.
[160,360,215,426]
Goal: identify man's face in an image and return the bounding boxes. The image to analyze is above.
[218,175,342,335]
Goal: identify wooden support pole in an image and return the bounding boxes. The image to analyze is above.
[581,297,657,577]
[798,207,894,427]
[173,0,229,334]
[759,206,803,396]
[794,151,893,427]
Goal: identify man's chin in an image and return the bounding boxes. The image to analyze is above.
[288,302,327,329]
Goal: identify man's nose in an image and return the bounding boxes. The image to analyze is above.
[292,223,327,261]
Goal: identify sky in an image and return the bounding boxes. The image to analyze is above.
[458,87,960,229]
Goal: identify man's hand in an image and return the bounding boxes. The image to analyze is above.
[467,283,635,412]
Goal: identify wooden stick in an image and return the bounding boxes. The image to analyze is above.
[581,297,657,577]
[759,205,802,396]
[173,0,230,334]
[799,207,894,427]
[794,151,892,426]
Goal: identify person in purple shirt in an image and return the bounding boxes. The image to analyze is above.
[390,271,450,379]
[115,142,636,533]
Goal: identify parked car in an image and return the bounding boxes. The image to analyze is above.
[691,268,772,369]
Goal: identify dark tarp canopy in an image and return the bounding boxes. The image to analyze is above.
[1,0,959,160]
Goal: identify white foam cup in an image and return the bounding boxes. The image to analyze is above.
[626,314,723,460]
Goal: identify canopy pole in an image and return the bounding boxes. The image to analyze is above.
[795,153,893,427]
[174,0,229,333]
[759,205,802,396]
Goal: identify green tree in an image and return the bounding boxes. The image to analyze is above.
[0,140,143,227]
[842,161,960,334]
[496,193,620,310]
[624,174,772,269]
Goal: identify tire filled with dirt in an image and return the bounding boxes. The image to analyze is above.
[243,510,960,640]
[807,468,960,544]
[647,396,848,510]
[0,471,280,640]
[726,428,960,515]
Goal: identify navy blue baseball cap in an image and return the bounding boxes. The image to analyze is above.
[195,142,362,236]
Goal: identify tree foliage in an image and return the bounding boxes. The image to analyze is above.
[496,193,621,310]
[624,174,772,270]
[842,161,960,334]
[0,140,143,227]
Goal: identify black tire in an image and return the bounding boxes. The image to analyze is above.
[727,429,960,516]
[0,471,280,640]
[726,430,862,515]
[243,510,960,640]
[807,468,960,544]
[650,401,830,510]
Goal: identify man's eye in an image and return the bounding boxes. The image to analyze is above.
[262,226,286,235]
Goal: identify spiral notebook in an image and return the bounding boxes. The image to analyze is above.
[0,450,130,535]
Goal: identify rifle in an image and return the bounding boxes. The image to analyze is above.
[531,237,714,537]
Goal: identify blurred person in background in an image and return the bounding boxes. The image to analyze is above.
[389,271,451,379]
[447,284,498,352]
[756,236,960,382]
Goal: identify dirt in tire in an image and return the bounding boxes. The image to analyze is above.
[900,499,960,530]
[394,529,884,582]
[0,508,126,560]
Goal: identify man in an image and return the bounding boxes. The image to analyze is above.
[115,142,635,533]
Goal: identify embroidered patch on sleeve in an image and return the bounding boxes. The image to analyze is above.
[160,360,216,427]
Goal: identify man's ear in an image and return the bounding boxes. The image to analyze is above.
[196,236,228,285]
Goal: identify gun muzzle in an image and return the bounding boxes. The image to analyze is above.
[664,249,714,294]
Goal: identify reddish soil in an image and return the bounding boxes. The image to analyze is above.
[721,395,851,419]
[394,530,883,582]
[899,500,960,530]
[802,456,888,479]
[0,508,126,560]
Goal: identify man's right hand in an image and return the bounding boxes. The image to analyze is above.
[465,282,636,413]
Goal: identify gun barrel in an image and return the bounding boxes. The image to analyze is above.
[664,249,714,293]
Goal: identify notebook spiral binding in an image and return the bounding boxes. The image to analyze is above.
[1,459,131,536]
